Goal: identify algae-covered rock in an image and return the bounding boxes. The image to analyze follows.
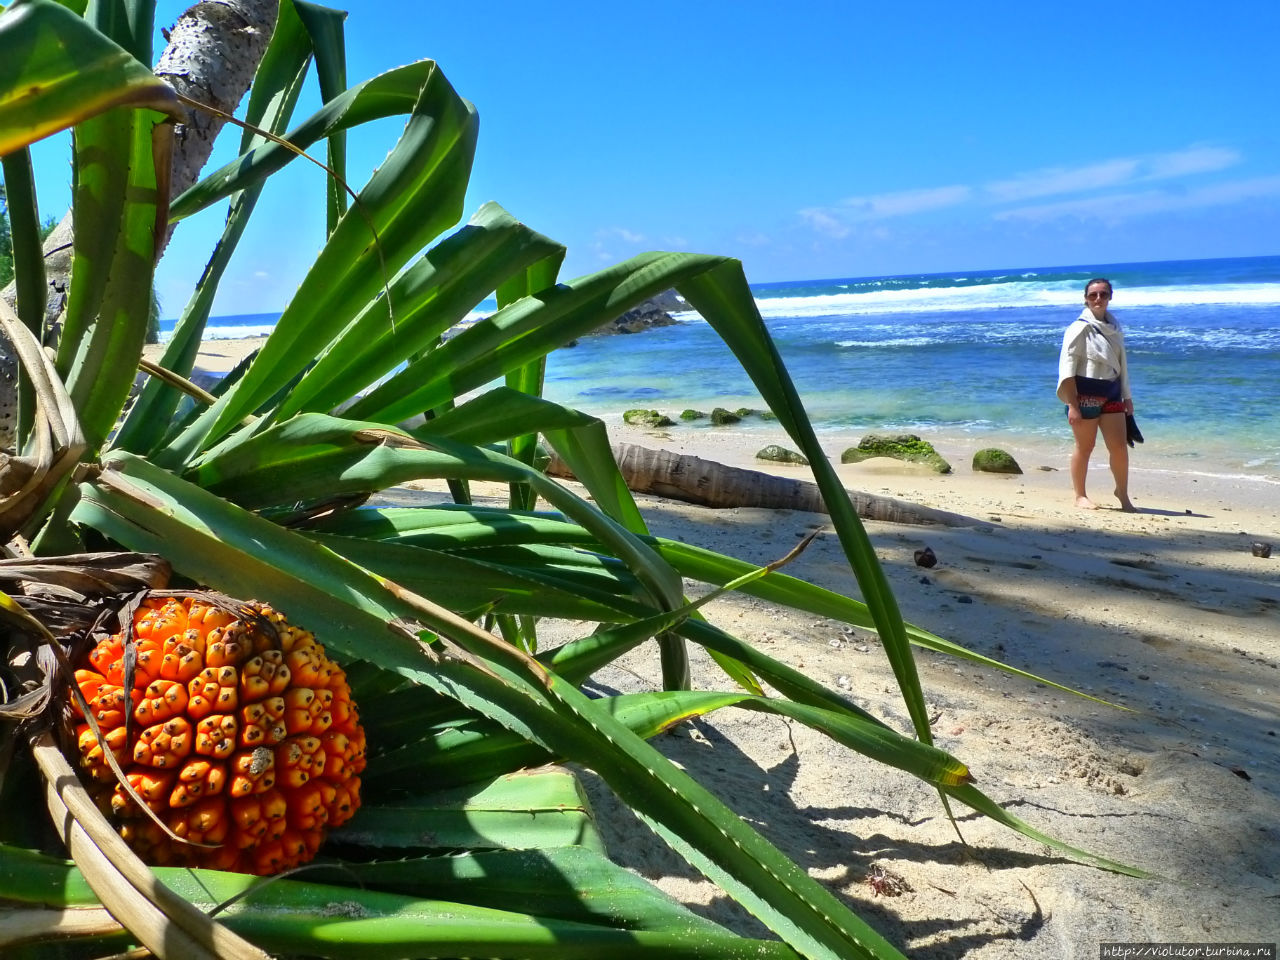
[756,445,809,465]
[623,409,675,428]
[840,434,952,474]
[760,409,777,420]
[680,409,706,421]
[734,407,758,419]
[710,407,741,426]
[972,448,1022,474]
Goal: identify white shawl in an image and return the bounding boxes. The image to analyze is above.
[1056,307,1131,403]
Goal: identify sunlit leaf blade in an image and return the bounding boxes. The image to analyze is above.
[292,0,349,233]
[655,538,1113,702]
[305,500,1101,702]
[341,767,606,853]
[945,784,1151,877]
[56,107,167,454]
[362,715,554,790]
[306,530,642,619]
[72,454,908,959]
[161,63,479,462]
[343,252,729,426]
[168,60,443,220]
[0,0,179,154]
[1,148,47,446]
[365,687,970,793]
[112,0,319,454]
[421,387,599,446]
[186,417,684,610]
[276,202,564,419]
[0,847,803,960]
[497,247,564,510]
[677,261,935,744]
[0,841,796,952]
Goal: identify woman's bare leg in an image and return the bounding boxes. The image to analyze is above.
[1099,412,1134,511]
[1070,418,1100,508]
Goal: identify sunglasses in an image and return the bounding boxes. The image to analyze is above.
[1086,291,1111,301]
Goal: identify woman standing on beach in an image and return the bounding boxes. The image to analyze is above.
[1056,278,1135,511]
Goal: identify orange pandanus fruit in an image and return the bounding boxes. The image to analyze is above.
[70,595,366,875]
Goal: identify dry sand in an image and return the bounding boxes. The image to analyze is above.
[174,338,1280,957]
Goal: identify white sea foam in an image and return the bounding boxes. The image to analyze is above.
[750,280,1280,318]
[165,323,277,342]
[835,337,939,348]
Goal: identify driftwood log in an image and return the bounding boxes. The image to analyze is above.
[547,442,977,527]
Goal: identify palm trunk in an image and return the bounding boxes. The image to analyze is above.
[548,443,977,527]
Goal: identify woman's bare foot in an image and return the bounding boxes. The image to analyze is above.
[1115,492,1136,512]
[1075,495,1098,509]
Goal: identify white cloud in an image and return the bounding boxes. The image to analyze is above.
[986,146,1242,203]
[837,185,971,218]
[994,174,1280,223]
[798,208,851,238]
[1143,145,1240,179]
[596,226,645,244]
[253,270,270,279]
[986,159,1139,202]
[795,143,1251,238]
[798,185,969,239]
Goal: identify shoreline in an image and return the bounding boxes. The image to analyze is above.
[157,333,1280,952]
[157,334,1280,494]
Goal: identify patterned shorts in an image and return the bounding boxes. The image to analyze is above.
[1068,376,1123,420]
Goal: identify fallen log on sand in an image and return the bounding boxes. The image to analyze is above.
[547,442,978,528]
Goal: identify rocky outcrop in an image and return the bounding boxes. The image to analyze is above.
[710,407,741,426]
[623,409,675,428]
[591,293,682,336]
[840,434,952,474]
[756,445,808,465]
[972,448,1022,474]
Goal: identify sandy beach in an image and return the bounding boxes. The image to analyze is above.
[161,337,1280,957]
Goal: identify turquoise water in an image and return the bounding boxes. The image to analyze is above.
[541,256,1280,478]
[170,255,1280,479]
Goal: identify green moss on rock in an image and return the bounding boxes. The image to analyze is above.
[972,448,1022,474]
[734,407,758,419]
[710,407,741,426]
[623,409,675,428]
[756,445,808,465]
[840,434,951,474]
[680,409,706,421]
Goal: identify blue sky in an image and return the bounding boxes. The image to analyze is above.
[25,0,1280,316]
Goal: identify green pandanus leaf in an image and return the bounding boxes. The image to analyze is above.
[276,203,565,420]
[292,0,350,234]
[677,261,934,745]
[341,252,733,427]
[0,844,803,959]
[73,452,910,960]
[362,688,970,794]
[0,0,179,155]
[115,0,321,455]
[160,62,480,464]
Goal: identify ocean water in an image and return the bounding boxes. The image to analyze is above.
[167,255,1280,480]
[543,255,1280,480]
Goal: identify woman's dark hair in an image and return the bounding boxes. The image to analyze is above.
[1084,277,1113,294]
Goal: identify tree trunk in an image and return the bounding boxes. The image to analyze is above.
[155,0,281,205]
[0,0,280,450]
[547,443,978,527]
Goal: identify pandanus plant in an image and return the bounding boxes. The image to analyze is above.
[0,2,1143,957]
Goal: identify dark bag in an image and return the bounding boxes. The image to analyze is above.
[1125,414,1144,448]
